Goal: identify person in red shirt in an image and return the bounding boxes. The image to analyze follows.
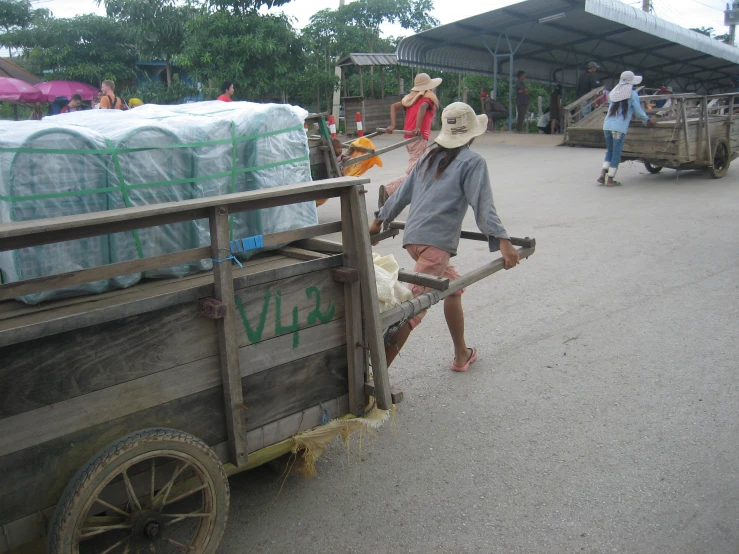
[217,81,234,102]
[61,94,83,114]
[379,72,442,205]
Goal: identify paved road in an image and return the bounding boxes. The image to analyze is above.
[219,133,739,553]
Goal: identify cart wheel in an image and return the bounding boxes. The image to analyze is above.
[48,428,229,554]
[709,139,731,179]
[644,162,663,174]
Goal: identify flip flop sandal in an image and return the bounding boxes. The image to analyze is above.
[450,347,478,372]
[606,180,622,187]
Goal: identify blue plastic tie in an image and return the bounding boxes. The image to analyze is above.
[230,234,263,254]
[319,402,330,425]
[211,254,243,268]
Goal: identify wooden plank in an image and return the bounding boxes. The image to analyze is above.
[0,255,339,348]
[0,246,210,302]
[340,192,367,415]
[0,178,369,253]
[277,246,331,261]
[209,206,248,466]
[346,186,392,410]
[0,346,348,525]
[397,270,450,291]
[0,319,346,457]
[0,253,290,323]
[291,238,344,254]
[0,222,341,302]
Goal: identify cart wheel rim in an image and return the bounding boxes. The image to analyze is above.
[713,141,729,172]
[72,450,218,553]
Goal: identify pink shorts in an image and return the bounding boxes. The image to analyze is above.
[406,244,464,329]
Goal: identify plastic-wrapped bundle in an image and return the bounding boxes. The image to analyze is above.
[151,102,317,259]
[0,122,113,304]
[83,118,203,281]
[1,101,317,304]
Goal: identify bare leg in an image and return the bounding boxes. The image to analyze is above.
[444,295,471,367]
[385,323,413,367]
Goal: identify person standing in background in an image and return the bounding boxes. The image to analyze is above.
[576,61,601,115]
[98,80,126,110]
[549,85,562,134]
[515,71,529,133]
[61,94,83,114]
[378,72,442,206]
[218,81,234,102]
[484,91,507,132]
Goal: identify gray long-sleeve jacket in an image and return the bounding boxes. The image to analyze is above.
[376,146,509,256]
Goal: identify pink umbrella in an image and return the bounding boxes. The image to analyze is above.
[0,77,43,102]
[36,80,99,102]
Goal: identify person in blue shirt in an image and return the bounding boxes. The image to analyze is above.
[598,71,655,187]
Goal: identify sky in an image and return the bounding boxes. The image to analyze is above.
[8,0,734,50]
[21,0,731,34]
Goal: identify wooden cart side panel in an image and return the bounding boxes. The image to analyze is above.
[0,344,349,526]
[0,268,344,420]
[0,395,351,554]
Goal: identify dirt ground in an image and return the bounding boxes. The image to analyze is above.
[218,131,739,554]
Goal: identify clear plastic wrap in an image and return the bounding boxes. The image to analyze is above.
[0,102,317,304]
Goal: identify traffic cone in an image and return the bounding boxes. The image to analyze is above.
[328,115,337,138]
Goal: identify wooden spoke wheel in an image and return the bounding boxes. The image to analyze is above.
[644,162,663,174]
[48,429,229,554]
[709,139,731,179]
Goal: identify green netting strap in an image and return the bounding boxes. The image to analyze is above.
[104,138,144,260]
[0,125,305,155]
[229,121,238,240]
[0,156,309,202]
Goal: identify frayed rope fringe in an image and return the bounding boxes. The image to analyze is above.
[290,405,396,477]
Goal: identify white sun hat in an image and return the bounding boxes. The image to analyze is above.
[608,71,643,102]
[435,102,488,149]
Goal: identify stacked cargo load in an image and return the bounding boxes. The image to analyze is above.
[0,102,317,304]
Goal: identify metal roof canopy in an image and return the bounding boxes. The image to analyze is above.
[0,58,41,85]
[396,0,739,94]
[336,53,398,67]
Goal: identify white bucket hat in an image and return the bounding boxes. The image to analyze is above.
[608,71,643,102]
[411,72,443,92]
[435,102,488,149]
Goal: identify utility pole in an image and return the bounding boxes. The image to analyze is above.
[642,0,651,13]
[726,1,739,46]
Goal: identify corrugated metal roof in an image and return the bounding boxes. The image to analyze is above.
[336,53,398,67]
[396,0,739,93]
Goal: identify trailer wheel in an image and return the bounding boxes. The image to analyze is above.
[48,428,229,554]
[709,139,731,179]
[644,162,663,174]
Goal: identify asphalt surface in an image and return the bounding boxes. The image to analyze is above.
[219,132,739,554]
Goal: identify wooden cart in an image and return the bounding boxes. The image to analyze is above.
[564,92,739,179]
[306,113,420,182]
[0,177,535,554]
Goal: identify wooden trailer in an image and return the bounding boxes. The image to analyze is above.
[0,176,535,554]
[564,91,739,178]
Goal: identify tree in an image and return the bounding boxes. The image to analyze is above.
[301,0,438,109]
[691,26,734,45]
[100,0,194,91]
[0,0,50,56]
[180,11,305,101]
[2,14,137,83]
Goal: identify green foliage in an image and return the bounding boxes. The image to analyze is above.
[2,14,137,83]
[180,11,305,100]
[100,0,195,90]
[207,0,291,16]
[121,77,199,104]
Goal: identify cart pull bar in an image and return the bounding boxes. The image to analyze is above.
[396,270,449,291]
[388,221,535,249]
[381,244,536,329]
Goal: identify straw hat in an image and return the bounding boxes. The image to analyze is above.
[608,71,643,102]
[435,102,487,149]
[411,73,443,92]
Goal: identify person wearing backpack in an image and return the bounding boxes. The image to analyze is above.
[99,80,127,110]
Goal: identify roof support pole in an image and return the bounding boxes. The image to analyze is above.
[509,53,515,133]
